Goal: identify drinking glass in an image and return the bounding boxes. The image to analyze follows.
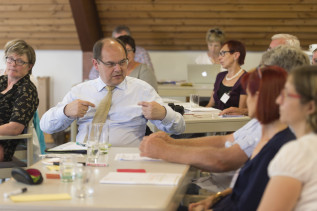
[86,123,104,165]
[86,123,110,166]
[190,94,200,108]
[59,156,76,182]
[73,165,94,198]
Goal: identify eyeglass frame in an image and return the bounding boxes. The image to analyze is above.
[126,48,134,54]
[209,29,223,35]
[5,56,30,66]
[97,58,129,69]
[279,88,301,100]
[219,50,235,57]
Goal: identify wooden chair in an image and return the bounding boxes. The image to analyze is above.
[0,119,34,180]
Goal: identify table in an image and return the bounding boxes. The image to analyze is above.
[158,84,213,97]
[0,148,195,211]
[181,114,250,134]
[149,103,250,134]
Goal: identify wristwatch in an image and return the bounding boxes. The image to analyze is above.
[214,191,224,203]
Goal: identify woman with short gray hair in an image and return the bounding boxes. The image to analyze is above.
[0,39,39,162]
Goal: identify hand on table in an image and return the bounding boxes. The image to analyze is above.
[139,135,168,159]
[219,107,247,116]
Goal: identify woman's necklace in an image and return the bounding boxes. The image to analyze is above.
[225,69,243,81]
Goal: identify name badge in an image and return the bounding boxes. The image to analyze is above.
[220,93,230,104]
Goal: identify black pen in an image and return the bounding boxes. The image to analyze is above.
[3,187,27,198]
[53,162,86,166]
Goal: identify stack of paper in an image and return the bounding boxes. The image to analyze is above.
[100,172,182,186]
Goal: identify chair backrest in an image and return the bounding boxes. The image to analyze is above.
[0,119,34,179]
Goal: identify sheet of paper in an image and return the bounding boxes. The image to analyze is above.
[185,107,220,112]
[47,142,87,151]
[115,153,160,161]
[100,172,182,186]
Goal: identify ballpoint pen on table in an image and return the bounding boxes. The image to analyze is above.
[4,187,27,198]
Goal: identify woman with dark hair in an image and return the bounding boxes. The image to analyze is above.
[189,66,295,211]
[117,35,158,92]
[258,65,317,211]
[206,40,247,115]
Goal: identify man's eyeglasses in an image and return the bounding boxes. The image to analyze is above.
[209,29,223,35]
[219,51,234,57]
[6,57,29,66]
[280,88,301,100]
[98,58,129,68]
[126,49,134,54]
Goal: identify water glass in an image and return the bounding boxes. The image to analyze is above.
[97,126,110,167]
[73,165,94,198]
[59,156,76,182]
[190,94,200,108]
[86,123,110,166]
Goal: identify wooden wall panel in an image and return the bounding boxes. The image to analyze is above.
[0,0,79,50]
[0,0,316,51]
[96,0,317,51]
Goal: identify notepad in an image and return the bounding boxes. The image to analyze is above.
[100,172,182,186]
[10,193,71,202]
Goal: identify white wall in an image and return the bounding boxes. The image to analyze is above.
[1,50,263,107]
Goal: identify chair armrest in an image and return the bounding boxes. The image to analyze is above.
[0,134,32,140]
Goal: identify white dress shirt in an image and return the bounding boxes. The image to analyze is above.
[232,118,262,157]
[40,76,185,147]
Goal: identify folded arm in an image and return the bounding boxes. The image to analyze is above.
[140,133,248,172]
[0,122,25,135]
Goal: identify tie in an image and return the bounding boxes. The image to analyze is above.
[92,86,115,123]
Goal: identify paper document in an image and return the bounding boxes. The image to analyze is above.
[100,172,182,186]
[47,142,87,153]
[115,153,160,161]
[185,107,220,112]
[173,103,220,112]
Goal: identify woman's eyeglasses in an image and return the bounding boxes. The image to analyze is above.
[219,50,234,57]
[280,88,301,100]
[6,57,29,66]
[209,29,223,35]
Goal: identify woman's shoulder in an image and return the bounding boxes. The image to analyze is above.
[18,74,37,91]
[137,63,152,71]
[287,133,317,152]
[216,71,228,78]
[269,133,317,181]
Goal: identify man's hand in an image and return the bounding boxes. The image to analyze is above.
[188,194,215,211]
[139,135,168,159]
[138,101,166,120]
[149,131,174,143]
[64,99,95,118]
[219,107,248,116]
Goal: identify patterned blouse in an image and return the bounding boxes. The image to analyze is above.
[0,74,39,161]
